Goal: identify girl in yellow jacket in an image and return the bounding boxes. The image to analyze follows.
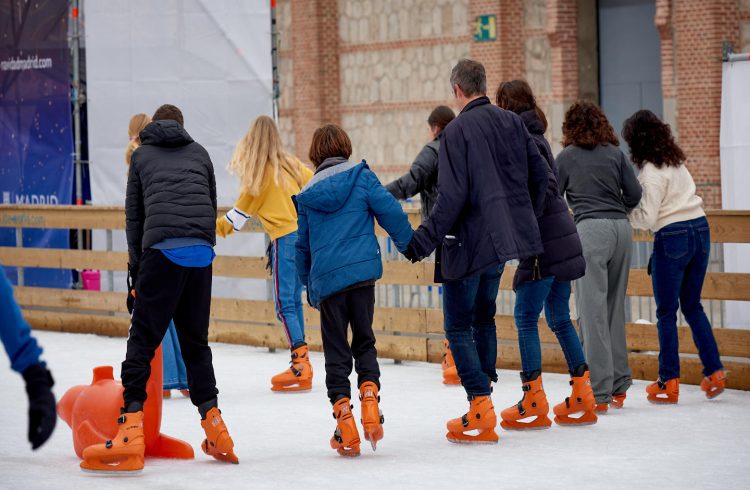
[217,115,314,392]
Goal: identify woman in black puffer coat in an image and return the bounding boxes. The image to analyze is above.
[494,80,596,429]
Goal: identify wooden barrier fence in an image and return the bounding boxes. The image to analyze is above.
[2,205,750,389]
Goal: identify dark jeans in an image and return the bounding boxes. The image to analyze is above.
[320,285,379,404]
[123,249,218,409]
[652,216,723,381]
[514,277,586,376]
[442,263,504,398]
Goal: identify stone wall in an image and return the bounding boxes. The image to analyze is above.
[276,0,295,154]
[338,0,469,44]
[741,0,750,52]
[336,0,470,173]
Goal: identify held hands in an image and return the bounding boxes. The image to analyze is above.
[402,239,421,263]
[216,216,234,238]
[22,364,56,450]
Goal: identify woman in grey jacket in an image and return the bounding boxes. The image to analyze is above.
[386,105,458,385]
[556,101,642,412]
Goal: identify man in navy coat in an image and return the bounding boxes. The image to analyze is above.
[405,59,548,442]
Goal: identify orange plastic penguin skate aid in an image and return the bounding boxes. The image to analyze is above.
[57,345,194,472]
[359,381,384,451]
[500,373,552,430]
[330,397,361,457]
[446,396,499,444]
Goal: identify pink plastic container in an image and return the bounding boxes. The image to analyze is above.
[81,270,101,291]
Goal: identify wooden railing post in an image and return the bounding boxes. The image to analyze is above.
[15,226,23,286]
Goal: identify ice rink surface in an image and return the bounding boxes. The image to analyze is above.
[0,331,748,490]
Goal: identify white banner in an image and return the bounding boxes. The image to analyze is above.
[85,0,273,298]
[720,60,750,329]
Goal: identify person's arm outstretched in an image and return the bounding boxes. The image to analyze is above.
[294,201,312,287]
[628,166,662,230]
[216,192,261,238]
[385,144,438,200]
[365,170,414,252]
[408,128,468,259]
[620,151,643,210]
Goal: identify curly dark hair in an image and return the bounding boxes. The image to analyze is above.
[562,100,619,149]
[622,110,685,170]
[495,79,548,132]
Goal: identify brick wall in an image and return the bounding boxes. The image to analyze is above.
[672,0,741,208]
[275,0,745,206]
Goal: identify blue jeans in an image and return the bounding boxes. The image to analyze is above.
[652,216,723,381]
[514,277,586,376]
[0,265,43,373]
[272,231,305,347]
[162,320,188,390]
[443,263,504,398]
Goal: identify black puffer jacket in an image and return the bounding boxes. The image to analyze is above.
[385,139,439,220]
[513,110,586,289]
[126,120,217,271]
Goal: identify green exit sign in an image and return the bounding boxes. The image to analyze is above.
[474,14,497,42]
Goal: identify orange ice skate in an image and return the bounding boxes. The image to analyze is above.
[80,411,145,474]
[594,403,609,414]
[359,382,384,451]
[553,366,598,426]
[162,390,171,399]
[446,395,499,444]
[271,343,313,392]
[201,407,239,464]
[500,371,551,430]
[700,370,726,399]
[611,393,626,409]
[330,397,361,457]
[442,340,461,385]
[646,378,679,404]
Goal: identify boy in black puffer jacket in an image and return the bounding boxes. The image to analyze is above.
[81,105,238,473]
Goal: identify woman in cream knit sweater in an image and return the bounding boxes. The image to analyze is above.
[624,110,726,403]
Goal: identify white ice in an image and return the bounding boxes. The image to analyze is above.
[1,331,748,490]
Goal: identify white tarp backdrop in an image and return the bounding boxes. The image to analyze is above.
[85,0,272,298]
[720,60,750,329]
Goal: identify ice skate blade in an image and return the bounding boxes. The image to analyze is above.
[80,467,143,476]
[445,430,499,444]
[705,388,724,399]
[271,384,312,393]
[364,428,382,451]
[80,456,144,475]
[647,398,678,405]
[500,418,552,431]
[554,413,598,426]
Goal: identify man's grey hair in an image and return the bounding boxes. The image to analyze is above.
[450,59,487,97]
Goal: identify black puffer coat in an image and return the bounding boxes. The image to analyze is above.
[385,139,439,220]
[126,120,217,271]
[513,110,586,289]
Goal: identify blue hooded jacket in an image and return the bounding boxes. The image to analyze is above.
[295,158,414,307]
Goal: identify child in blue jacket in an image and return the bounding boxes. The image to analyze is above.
[295,124,413,457]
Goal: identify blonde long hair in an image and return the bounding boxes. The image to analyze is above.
[125,113,151,172]
[228,115,306,195]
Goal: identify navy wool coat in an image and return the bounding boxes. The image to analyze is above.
[410,97,549,281]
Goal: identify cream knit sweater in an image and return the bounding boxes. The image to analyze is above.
[628,161,705,232]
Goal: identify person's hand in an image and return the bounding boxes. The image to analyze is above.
[22,364,56,450]
[126,289,136,314]
[126,267,137,314]
[402,241,421,263]
[216,216,233,238]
